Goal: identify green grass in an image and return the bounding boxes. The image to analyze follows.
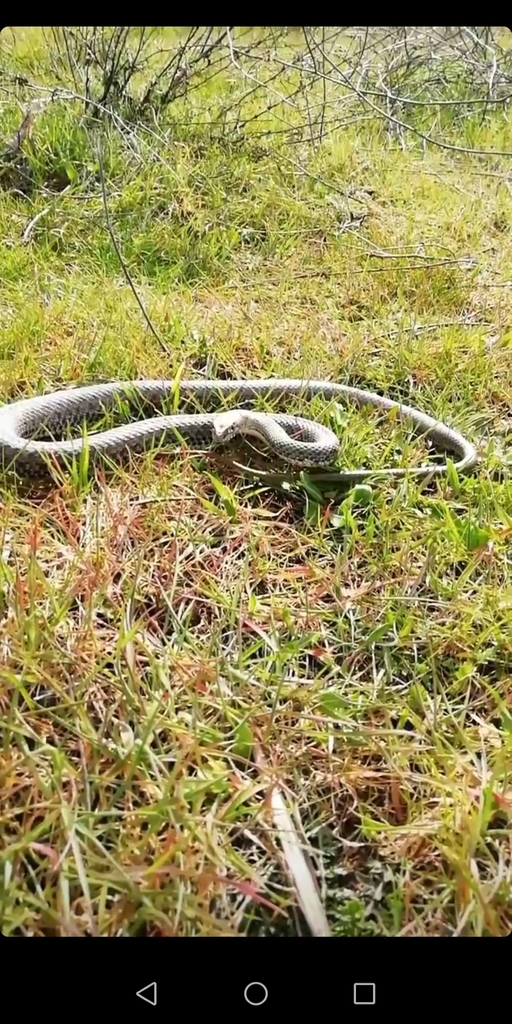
[0,27,511,937]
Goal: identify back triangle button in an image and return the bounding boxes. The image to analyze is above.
[136,983,157,1006]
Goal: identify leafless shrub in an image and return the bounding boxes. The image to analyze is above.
[4,27,512,158]
[284,27,512,148]
[43,27,288,119]
[185,26,512,153]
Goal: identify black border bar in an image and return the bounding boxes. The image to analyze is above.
[1,935,509,1014]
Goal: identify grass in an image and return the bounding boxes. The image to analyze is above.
[0,27,511,937]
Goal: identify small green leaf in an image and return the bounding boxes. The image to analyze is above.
[305,498,321,525]
[445,458,460,492]
[453,661,475,682]
[199,498,222,516]
[317,691,347,716]
[501,711,512,735]
[329,400,350,430]
[351,484,373,506]
[170,366,184,411]
[207,474,238,520]
[336,499,358,532]
[64,162,78,184]
[461,521,491,552]
[299,472,325,503]
[408,682,430,713]
[366,623,390,645]
[429,502,445,521]
[233,721,253,761]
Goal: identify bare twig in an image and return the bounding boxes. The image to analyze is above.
[22,204,52,243]
[253,743,332,938]
[95,141,171,357]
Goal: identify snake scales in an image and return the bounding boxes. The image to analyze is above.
[0,377,478,481]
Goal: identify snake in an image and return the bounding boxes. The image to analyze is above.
[0,377,478,481]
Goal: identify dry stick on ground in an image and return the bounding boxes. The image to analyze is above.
[22,183,74,244]
[253,742,332,937]
[94,141,172,358]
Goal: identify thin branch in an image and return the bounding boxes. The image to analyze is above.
[95,141,171,357]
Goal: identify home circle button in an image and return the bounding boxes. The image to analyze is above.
[244,982,269,1006]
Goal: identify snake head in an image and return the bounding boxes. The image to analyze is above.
[211,410,247,446]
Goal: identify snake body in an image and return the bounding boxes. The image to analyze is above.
[0,377,478,480]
